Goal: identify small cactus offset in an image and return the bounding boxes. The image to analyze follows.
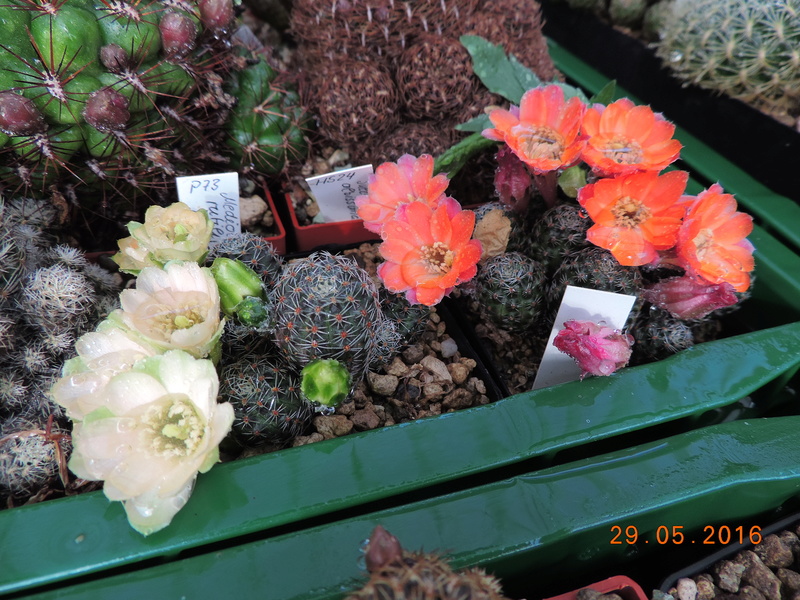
[654,0,800,120]
[527,202,592,273]
[268,251,386,379]
[208,232,284,289]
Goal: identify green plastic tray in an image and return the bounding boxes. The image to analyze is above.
[15,416,800,600]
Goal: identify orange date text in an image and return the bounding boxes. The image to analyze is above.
[609,525,762,546]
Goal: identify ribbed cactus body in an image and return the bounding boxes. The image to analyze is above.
[528,202,591,273]
[219,355,313,447]
[208,232,284,288]
[269,252,385,377]
[655,0,800,117]
[476,252,547,332]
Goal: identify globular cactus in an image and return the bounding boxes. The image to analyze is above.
[348,525,513,600]
[654,0,800,119]
[546,246,644,325]
[527,202,592,272]
[629,305,696,363]
[475,252,547,332]
[218,354,313,447]
[379,289,431,348]
[268,251,386,379]
[0,415,71,502]
[224,53,312,177]
[208,231,284,288]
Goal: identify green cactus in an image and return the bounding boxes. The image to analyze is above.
[475,252,548,332]
[528,202,592,273]
[218,354,313,447]
[546,246,644,326]
[608,0,649,28]
[378,288,431,348]
[208,232,284,288]
[224,53,312,176]
[629,306,696,364]
[268,251,386,379]
[300,358,351,409]
[654,0,800,118]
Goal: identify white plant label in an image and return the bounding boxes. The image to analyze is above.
[176,172,241,245]
[532,285,637,390]
[304,164,373,223]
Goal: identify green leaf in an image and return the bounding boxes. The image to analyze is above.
[434,132,497,178]
[460,35,538,103]
[455,113,491,133]
[589,80,617,105]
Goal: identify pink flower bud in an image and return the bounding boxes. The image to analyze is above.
[100,44,130,72]
[83,88,130,131]
[643,274,738,320]
[494,145,532,213]
[198,0,233,33]
[553,320,634,378]
[0,91,46,136]
[160,11,198,58]
[364,526,403,573]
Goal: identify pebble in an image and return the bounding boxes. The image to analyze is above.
[755,534,794,568]
[313,415,354,439]
[442,388,475,410]
[447,362,471,385]
[694,574,716,600]
[423,382,447,401]
[239,194,268,229]
[676,577,697,600]
[739,550,782,600]
[351,407,381,431]
[440,337,459,358]
[420,355,452,382]
[715,559,747,592]
[385,357,409,377]
[367,372,399,396]
[291,432,324,447]
[402,344,425,364]
[777,567,800,593]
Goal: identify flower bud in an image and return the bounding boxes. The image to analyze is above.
[300,359,351,408]
[643,274,738,320]
[553,319,634,378]
[0,92,46,136]
[210,257,265,316]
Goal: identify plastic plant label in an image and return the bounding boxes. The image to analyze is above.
[532,285,636,390]
[304,164,373,223]
[176,172,241,244]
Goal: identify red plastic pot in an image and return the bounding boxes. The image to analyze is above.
[281,192,379,252]
[260,185,287,255]
[544,576,649,600]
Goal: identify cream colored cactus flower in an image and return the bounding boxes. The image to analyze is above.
[117,261,225,359]
[112,202,213,274]
[67,350,234,536]
[50,322,159,421]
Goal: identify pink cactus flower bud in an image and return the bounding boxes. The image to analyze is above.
[83,89,131,131]
[0,91,46,136]
[493,145,532,213]
[643,274,738,320]
[198,0,233,33]
[100,44,130,72]
[553,320,634,378]
[160,11,198,58]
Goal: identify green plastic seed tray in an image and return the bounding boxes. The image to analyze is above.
[15,416,800,600]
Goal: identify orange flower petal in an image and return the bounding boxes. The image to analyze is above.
[414,286,447,306]
[588,225,657,266]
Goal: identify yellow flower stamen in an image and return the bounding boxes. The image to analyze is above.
[517,125,565,161]
[420,241,455,274]
[600,137,644,164]
[141,395,204,458]
[612,196,652,228]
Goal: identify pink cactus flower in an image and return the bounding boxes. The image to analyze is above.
[643,274,738,320]
[553,320,634,378]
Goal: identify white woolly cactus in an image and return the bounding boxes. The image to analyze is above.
[654,0,800,119]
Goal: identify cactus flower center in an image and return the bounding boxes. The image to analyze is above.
[420,241,454,274]
[611,196,652,228]
[140,394,205,458]
[599,136,643,165]
[516,125,565,161]
[138,292,208,338]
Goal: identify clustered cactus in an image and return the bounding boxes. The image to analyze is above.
[654,0,800,121]
[0,196,120,504]
[0,0,311,250]
[289,0,558,168]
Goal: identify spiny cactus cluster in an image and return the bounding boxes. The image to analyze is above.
[0,0,311,250]
[348,525,513,600]
[289,0,558,167]
[0,196,121,504]
[654,0,800,120]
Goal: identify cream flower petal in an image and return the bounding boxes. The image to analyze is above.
[122,478,196,536]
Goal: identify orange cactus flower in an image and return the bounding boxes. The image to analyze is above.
[482,84,587,174]
[676,184,755,293]
[578,170,689,266]
[377,198,482,306]
[355,154,451,235]
[580,98,682,177]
